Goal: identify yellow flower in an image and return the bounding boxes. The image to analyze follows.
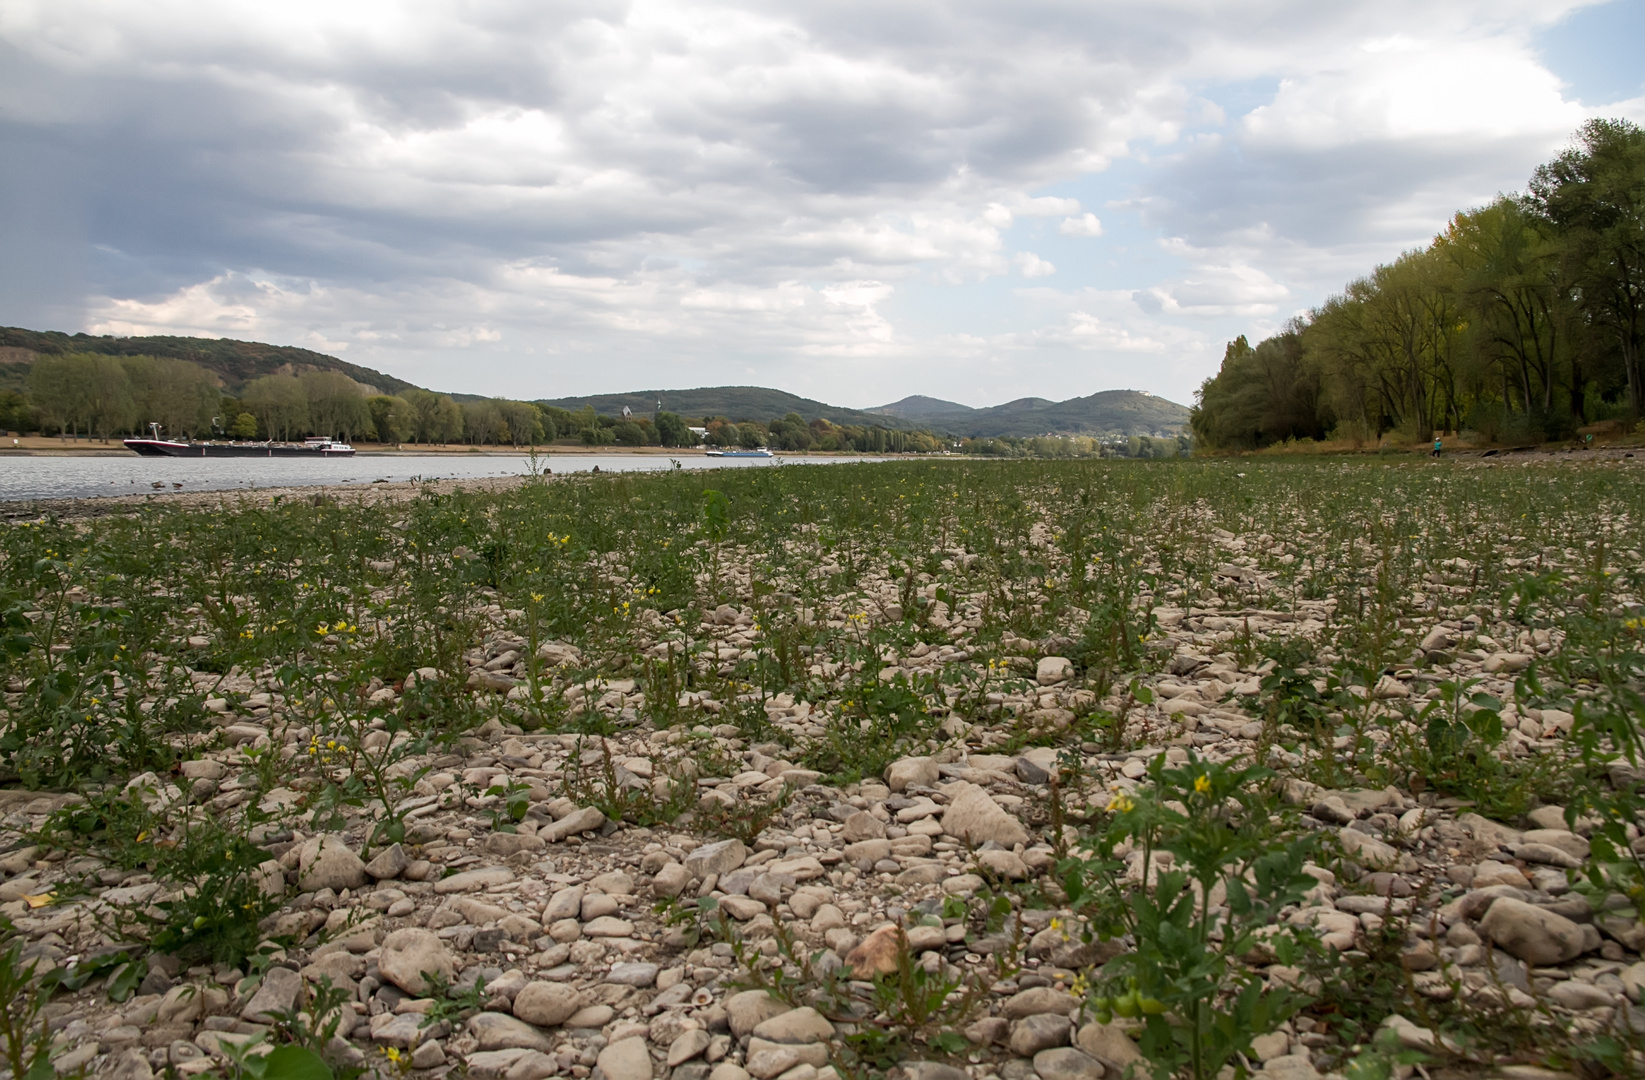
[1106,793,1135,813]
[1194,774,1212,794]
[383,1048,402,1063]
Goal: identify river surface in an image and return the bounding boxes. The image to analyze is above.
[0,452,877,502]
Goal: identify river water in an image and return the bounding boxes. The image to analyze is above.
[0,451,875,502]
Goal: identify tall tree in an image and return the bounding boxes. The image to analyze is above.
[1530,118,1645,419]
[243,374,309,441]
[301,371,369,441]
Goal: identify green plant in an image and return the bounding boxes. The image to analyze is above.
[1401,677,1567,819]
[561,736,691,827]
[0,937,63,1080]
[653,895,726,949]
[724,915,992,1071]
[420,970,489,1029]
[800,671,940,784]
[696,784,793,847]
[1061,754,1320,1080]
[485,779,533,832]
[40,786,285,968]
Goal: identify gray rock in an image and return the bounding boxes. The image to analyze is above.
[941,782,1029,847]
[540,807,606,842]
[844,839,892,866]
[297,835,368,892]
[369,1012,434,1049]
[1009,1014,1073,1056]
[1003,986,1074,1019]
[902,1066,971,1080]
[607,962,659,987]
[504,1051,557,1080]
[725,989,792,1039]
[750,1006,834,1044]
[1548,980,1613,1010]
[107,1048,153,1080]
[596,1036,654,1080]
[542,885,584,922]
[434,866,516,894]
[653,863,692,897]
[241,966,301,1023]
[511,981,584,1026]
[1480,898,1586,966]
[885,756,939,792]
[1016,757,1051,785]
[842,811,887,842]
[378,928,457,995]
[1033,1047,1105,1080]
[685,839,747,878]
[668,1029,712,1066]
[744,1040,828,1079]
[1036,657,1073,686]
[467,1012,556,1053]
[364,843,408,880]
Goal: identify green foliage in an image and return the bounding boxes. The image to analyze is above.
[1062,754,1319,1080]
[40,786,284,968]
[801,671,941,784]
[0,938,68,1080]
[1402,677,1568,819]
[1193,117,1645,451]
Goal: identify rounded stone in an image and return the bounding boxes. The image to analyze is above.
[511,981,584,1026]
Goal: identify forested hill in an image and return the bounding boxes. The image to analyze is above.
[0,327,420,397]
[543,385,1189,436]
[1192,118,1645,451]
[916,390,1189,437]
[536,386,922,430]
[871,394,975,419]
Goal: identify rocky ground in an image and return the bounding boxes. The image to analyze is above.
[3,460,1645,1080]
[4,597,1644,1080]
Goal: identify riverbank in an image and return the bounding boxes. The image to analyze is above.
[0,436,871,458]
[0,473,535,521]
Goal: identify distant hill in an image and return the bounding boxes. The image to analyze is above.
[0,325,1189,437]
[537,386,920,429]
[916,390,1189,437]
[871,394,975,419]
[0,326,421,397]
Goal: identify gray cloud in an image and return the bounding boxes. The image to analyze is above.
[0,0,1629,404]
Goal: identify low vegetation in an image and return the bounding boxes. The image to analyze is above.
[1,455,1642,1079]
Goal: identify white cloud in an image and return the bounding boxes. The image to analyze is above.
[1015,253,1057,278]
[1059,213,1104,238]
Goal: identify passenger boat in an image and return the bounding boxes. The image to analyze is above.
[704,447,773,458]
[123,435,356,458]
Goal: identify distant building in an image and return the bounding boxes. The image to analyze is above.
[687,426,708,439]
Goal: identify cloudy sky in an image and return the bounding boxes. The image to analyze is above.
[2,1,1642,408]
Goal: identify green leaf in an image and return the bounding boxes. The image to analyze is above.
[260,1045,334,1080]
[108,959,146,1002]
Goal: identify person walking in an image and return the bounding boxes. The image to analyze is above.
[1432,436,1442,458]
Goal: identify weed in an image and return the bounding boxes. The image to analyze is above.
[695,784,794,847]
[0,936,69,1080]
[1062,754,1320,1080]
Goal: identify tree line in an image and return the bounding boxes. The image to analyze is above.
[1192,119,1645,450]
[11,356,957,452]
